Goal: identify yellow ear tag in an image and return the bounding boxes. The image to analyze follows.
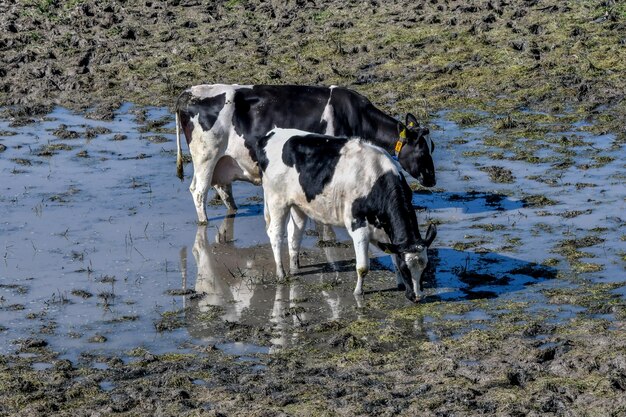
[408,122,415,128]
[399,129,406,139]
[394,141,403,153]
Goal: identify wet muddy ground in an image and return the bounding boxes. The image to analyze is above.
[1,105,625,416]
[1,0,626,415]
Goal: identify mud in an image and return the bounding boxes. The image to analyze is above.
[0,1,625,134]
[1,0,626,415]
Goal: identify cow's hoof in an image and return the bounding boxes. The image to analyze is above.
[289,260,300,273]
[276,270,287,282]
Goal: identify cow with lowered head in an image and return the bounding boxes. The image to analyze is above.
[254,128,436,302]
[175,84,435,223]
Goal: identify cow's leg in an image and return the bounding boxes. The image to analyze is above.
[264,194,289,280]
[263,198,271,228]
[287,207,307,272]
[211,156,245,213]
[391,255,405,290]
[189,139,222,224]
[214,184,237,213]
[347,226,370,295]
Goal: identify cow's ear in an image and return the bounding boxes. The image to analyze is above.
[397,121,406,138]
[377,241,399,254]
[406,113,419,129]
[424,224,437,247]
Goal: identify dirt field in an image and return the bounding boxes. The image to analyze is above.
[1,1,626,416]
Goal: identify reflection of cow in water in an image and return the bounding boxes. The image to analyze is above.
[183,219,363,349]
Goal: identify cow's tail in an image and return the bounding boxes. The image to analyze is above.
[175,112,184,181]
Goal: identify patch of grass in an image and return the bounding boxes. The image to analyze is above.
[154,309,185,332]
[70,289,92,298]
[88,334,107,343]
[126,347,150,357]
[479,165,515,183]
[447,111,485,126]
[84,126,111,138]
[451,240,489,251]
[543,283,624,313]
[576,182,597,190]
[159,353,196,362]
[571,262,604,273]
[590,155,615,168]
[542,258,560,267]
[462,150,486,157]
[469,224,506,232]
[560,209,592,218]
[105,315,139,323]
[558,236,605,250]
[522,194,558,208]
[390,300,474,321]
[11,158,32,166]
[483,136,514,149]
[493,115,517,130]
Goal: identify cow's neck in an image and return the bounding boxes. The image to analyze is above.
[370,172,421,250]
[365,107,402,153]
[382,209,421,251]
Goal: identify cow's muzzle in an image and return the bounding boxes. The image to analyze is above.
[419,175,436,187]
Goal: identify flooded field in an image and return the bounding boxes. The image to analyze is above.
[1,105,625,415]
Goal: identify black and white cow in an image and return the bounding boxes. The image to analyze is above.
[175,84,435,223]
[255,128,437,302]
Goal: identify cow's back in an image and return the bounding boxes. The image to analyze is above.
[231,85,332,139]
[260,129,399,227]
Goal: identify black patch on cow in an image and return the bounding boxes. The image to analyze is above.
[328,87,379,138]
[194,93,226,131]
[232,85,331,164]
[351,172,421,250]
[255,131,275,173]
[176,91,226,140]
[281,134,347,202]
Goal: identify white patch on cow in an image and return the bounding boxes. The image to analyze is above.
[321,86,336,135]
[404,251,428,295]
[190,83,251,99]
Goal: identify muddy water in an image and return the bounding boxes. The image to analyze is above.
[0,106,624,362]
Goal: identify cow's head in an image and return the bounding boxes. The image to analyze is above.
[378,224,437,302]
[396,114,436,187]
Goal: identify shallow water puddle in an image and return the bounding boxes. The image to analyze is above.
[0,105,624,361]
